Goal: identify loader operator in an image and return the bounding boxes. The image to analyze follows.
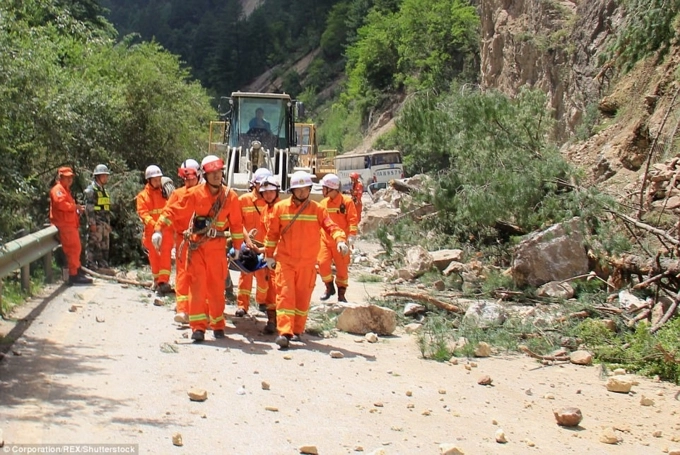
[263,170,348,349]
[248,107,271,133]
[153,155,244,342]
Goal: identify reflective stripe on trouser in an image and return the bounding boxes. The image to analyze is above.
[59,227,82,275]
[143,230,173,284]
[274,262,316,336]
[237,268,268,311]
[317,239,350,287]
[188,247,227,332]
[174,238,189,314]
[264,270,277,311]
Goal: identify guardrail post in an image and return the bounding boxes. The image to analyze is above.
[43,251,53,284]
[21,264,31,294]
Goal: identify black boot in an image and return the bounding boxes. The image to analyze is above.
[191,330,205,342]
[337,286,347,303]
[68,274,93,285]
[263,310,277,334]
[319,281,335,301]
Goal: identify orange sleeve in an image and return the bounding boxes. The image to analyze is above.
[136,189,155,227]
[226,189,244,249]
[155,189,194,232]
[264,204,281,257]
[345,196,358,236]
[317,205,346,243]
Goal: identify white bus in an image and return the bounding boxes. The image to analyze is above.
[335,150,404,191]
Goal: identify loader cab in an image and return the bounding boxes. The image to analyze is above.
[213,92,302,193]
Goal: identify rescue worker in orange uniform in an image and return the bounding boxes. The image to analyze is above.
[136,165,173,295]
[318,174,358,303]
[349,172,364,224]
[236,167,272,317]
[153,155,244,342]
[263,171,348,349]
[163,159,200,324]
[49,166,93,285]
[257,175,282,334]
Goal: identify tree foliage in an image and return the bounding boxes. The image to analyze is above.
[390,86,587,240]
[0,1,214,265]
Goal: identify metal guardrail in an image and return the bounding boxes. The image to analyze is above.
[0,226,59,293]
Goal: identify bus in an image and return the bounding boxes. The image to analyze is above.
[335,150,404,191]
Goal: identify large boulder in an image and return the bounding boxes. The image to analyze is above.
[462,300,507,328]
[429,249,464,271]
[512,218,589,287]
[359,207,399,234]
[336,303,397,335]
[404,245,434,278]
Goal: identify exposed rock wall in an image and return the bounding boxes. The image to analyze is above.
[480,0,620,138]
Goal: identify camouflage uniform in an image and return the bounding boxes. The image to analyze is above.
[84,180,112,268]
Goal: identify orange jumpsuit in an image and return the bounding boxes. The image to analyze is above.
[351,180,364,223]
[237,190,269,312]
[136,183,173,286]
[264,199,346,337]
[163,185,193,315]
[318,194,358,289]
[49,182,82,276]
[260,202,279,313]
[157,184,244,332]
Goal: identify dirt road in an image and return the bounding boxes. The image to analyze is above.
[1,263,679,454]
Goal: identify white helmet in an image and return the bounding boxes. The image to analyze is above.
[251,167,272,185]
[145,165,163,179]
[201,155,224,173]
[178,158,200,179]
[93,164,110,176]
[321,173,340,190]
[259,175,281,192]
[288,171,314,189]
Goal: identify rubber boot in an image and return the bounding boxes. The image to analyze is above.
[319,281,335,301]
[191,330,205,342]
[68,274,93,285]
[263,310,277,334]
[337,286,347,303]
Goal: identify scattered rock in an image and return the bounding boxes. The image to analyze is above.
[283,354,293,360]
[653,430,662,438]
[439,444,465,455]
[618,290,647,311]
[478,375,493,386]
[336,303,397,335]
[403,302,426,316]
[600,428,622,444]
[526,439,535,447]
[265,406,279,412]
[569,350,593,365]
[433,280,446,291]
[159,342,179,354]
[438,389,447,395]
[404,245,434,278]
[474,342,492,358]
[261,381,270,391]
[536,281,575,299]
[430,249,464,271]
[495,428,507,443]
[365,332,379,343]
[606,376,633,393]
[612,368,627,375]
[187,388,208,402]
[404,323,422,334]
[374,402,384,407]
[448,357,458,365]
[640,395,654,406]
[554,407,583,427]
[544,393,555,400]
[299,445,319,455]
[236,387,246,395]
[68,305,79,312]
[330,351,344,359]
[406,390,412,397]
[443,261,466,276]
[95,315,105,323]
[463,301,507,328]
[172,432,183,446]
[153,298,164,306]
[366,449,387,455]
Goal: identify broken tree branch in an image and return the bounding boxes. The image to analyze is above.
[607,210,680,246]
[81,266,152,288]
[518,345,570,362]
[382,291,465,314]
[650,296,679,334]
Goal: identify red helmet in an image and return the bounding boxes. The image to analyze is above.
[201,155,224,173]
[350,172,360,180]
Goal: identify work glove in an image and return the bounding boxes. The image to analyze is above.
[151,231,163,251]
[347,235,356,246]
[337,241,349,256]
[264,257,276,270]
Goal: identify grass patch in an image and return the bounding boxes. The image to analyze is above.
[356,274,383,283]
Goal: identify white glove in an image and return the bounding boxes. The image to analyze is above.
[348,235,356,246]
[264,257,276,270]
[151,231,163,251]
[337,241,349,256]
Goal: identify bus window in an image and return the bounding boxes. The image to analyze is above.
[372,152,402,166]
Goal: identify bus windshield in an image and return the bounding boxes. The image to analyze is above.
[371,152,402,166]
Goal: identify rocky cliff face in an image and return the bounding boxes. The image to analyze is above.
[480,0,619,138]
